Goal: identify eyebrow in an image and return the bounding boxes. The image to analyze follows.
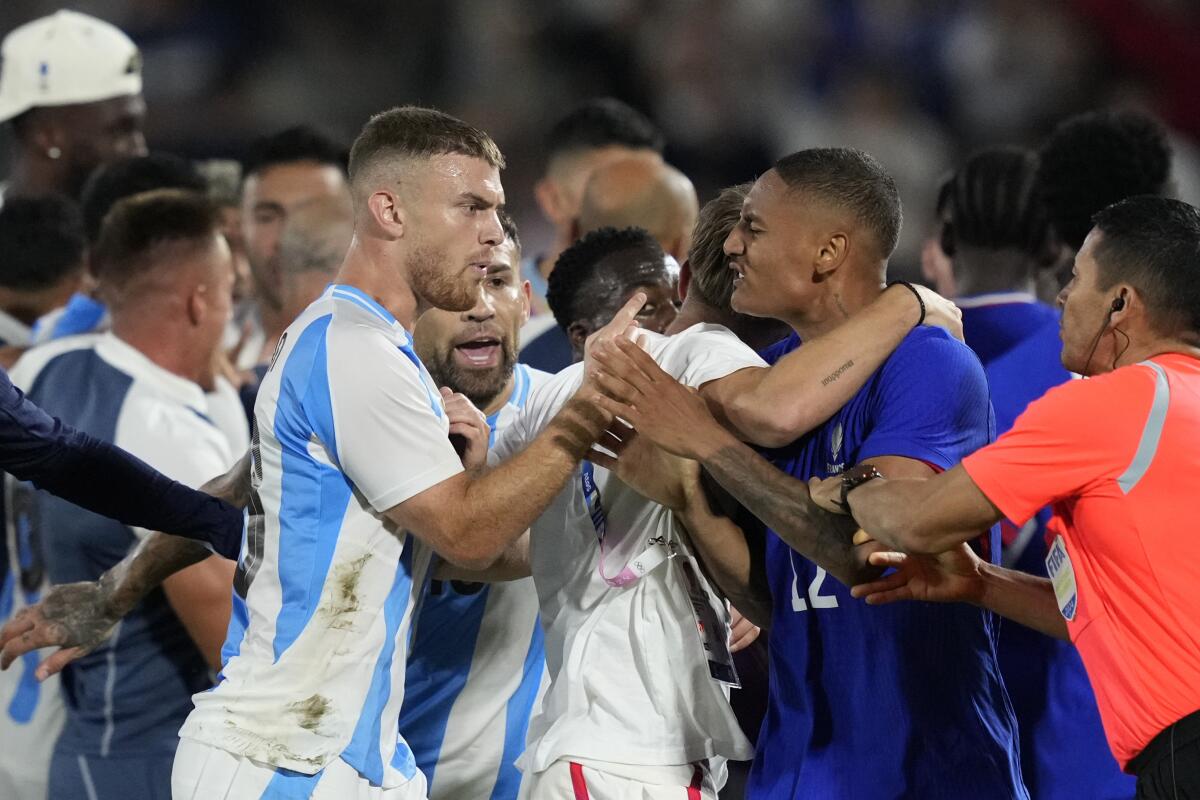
[252,201,286,215]
[459,192,500,209]
[486,264,513,276]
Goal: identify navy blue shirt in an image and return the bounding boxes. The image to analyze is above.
[748,327,1027,800]
[518,326,573,374]
[962,298,1134,799]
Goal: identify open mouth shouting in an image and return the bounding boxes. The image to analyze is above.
[453,333,504,369]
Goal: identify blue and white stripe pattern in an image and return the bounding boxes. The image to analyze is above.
[399,364,550,800]
[181,285,465,791]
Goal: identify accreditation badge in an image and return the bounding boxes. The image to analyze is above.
[1045,535,1078,621]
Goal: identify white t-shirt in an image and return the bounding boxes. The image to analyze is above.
[490,324,764,774]
[182,284,464,788]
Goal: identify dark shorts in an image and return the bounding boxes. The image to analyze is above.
[1132,709,1200,800]
[49,750,174,800]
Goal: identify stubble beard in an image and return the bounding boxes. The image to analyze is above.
[408,243,479,313]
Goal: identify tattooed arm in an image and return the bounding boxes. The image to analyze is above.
[592,338,878,587]
[0,452,251,680]
[700,283,960,447]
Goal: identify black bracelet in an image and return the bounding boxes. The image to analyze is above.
[890,281,925,326]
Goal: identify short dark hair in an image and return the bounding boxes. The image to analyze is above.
[773,148,902,258]
[1038,110,1172,251]
[243,125,348,179]
[545,98,664,166]
[688,183,751,312]
[92,189,221,289]
[1091,196,1200,339]
[80,153,206,244]
[547,226,665,332]
[0,196,86,291]
[498,208,521,254]
[348,106,504,185]
[937,146,1052,257]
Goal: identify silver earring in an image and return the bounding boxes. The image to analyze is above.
[46,146,61,160]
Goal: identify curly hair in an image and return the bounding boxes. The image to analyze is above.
[546,226,664,332]
[1038,110,1172,250]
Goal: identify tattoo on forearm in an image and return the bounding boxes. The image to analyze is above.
[821,360,854,386]
[705,443,860,580]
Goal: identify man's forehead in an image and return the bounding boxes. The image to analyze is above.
[424,153,505,202]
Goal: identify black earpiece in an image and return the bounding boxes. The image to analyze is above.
[1111,296,1126,313]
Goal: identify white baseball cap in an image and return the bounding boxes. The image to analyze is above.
[0,10,142,123]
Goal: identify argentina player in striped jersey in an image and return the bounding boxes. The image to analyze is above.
[401,214,552,800]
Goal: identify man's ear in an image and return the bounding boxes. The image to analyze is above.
[367,190,405,239]
[814,232,849,278]
[187,283,209,326]
[519,279,532,326]
[567,320,591,358]
[534,177,567,227]
[678,260,692,303]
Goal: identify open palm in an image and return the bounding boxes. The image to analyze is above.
[850,543,984,606]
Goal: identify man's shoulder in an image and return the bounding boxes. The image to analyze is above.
[883,327,988,386]
[650,324,766,385]
[10,334,104,388]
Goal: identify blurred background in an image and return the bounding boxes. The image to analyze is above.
[2,0,1197,281]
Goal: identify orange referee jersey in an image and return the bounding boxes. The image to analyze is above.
[962,352,1200,769]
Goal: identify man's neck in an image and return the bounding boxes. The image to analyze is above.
[334,238,419,330]
[954,250,1037,298]
[1113,335,1200,371]
[480,374,517,417]
[111,316,208,388]
[4,155,70,199]
[784,277,883,341]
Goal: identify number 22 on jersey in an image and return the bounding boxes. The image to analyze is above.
[789,551,838,612]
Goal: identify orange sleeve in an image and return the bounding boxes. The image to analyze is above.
[963,369,1154,525]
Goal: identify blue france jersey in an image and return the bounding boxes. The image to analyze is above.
[748,327,1027,800]
[5,334,240,760]
[962,297,1134,800]
[398,364,550,800]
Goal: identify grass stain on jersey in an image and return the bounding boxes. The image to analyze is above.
[288,693,332,732]
[319,552,372,629]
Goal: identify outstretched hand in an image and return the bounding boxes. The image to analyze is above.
[590,337,729,461]
[0,581,121,680]
[850,543,985,607]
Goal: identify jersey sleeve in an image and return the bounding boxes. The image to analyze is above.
[858,331,993,471]
[962,367,1153,526]
[324,326,464,512]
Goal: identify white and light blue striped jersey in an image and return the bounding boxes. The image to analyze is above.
[0,332,242,790]
[399,363,550,800]
[182,284,465,789]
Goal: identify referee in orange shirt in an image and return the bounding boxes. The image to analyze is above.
[813,196,1200,798]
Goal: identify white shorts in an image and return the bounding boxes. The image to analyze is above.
[519,759,718,800]
[172,738,428,800]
